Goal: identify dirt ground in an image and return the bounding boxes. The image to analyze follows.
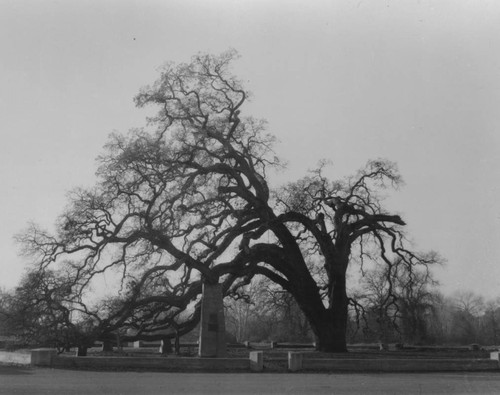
[2,366,500,394]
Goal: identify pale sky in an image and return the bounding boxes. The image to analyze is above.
[1,0,499,298]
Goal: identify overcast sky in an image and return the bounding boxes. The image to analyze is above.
[1,0,499,298]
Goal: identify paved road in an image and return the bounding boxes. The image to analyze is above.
[1,365,500,394]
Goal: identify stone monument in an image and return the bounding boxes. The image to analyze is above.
[198,282,226,357]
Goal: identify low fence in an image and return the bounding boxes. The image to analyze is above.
[2,348,499,373]
[27,349,256,372]
[84,341,497,352]
[243,341,314,350]
[126,341,247,350]
[129,341,200,349]
[288,352,500,372]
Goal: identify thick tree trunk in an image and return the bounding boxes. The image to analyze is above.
[159,337,173,355]
[269,223,351,352]
[174,332,180,355]
[293,290,349,352]
[76,346,88,357]
[312,307,348,352]
[296,264,350,352]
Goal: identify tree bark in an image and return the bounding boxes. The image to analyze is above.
[313,317,348,352]
[76,346,88,357]
[290,293,349,352]
[309,294,349,353]
[292,259,350,353]
[159,337,173,355]
[174,332,180,355]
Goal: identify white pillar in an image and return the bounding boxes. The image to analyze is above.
[250,351,263,372]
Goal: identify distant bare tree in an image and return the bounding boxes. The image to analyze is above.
[354,259,437,344]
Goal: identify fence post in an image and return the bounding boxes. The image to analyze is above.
[249,351,263,372]
[288,352,303,372]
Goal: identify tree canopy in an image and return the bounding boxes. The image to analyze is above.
[18,50,437,352]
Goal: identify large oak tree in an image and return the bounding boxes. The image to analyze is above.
[18,50,436,352]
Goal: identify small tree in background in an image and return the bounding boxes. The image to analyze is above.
[351,259,437,345]
[0,270,93,351]
[225,277,312,342]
